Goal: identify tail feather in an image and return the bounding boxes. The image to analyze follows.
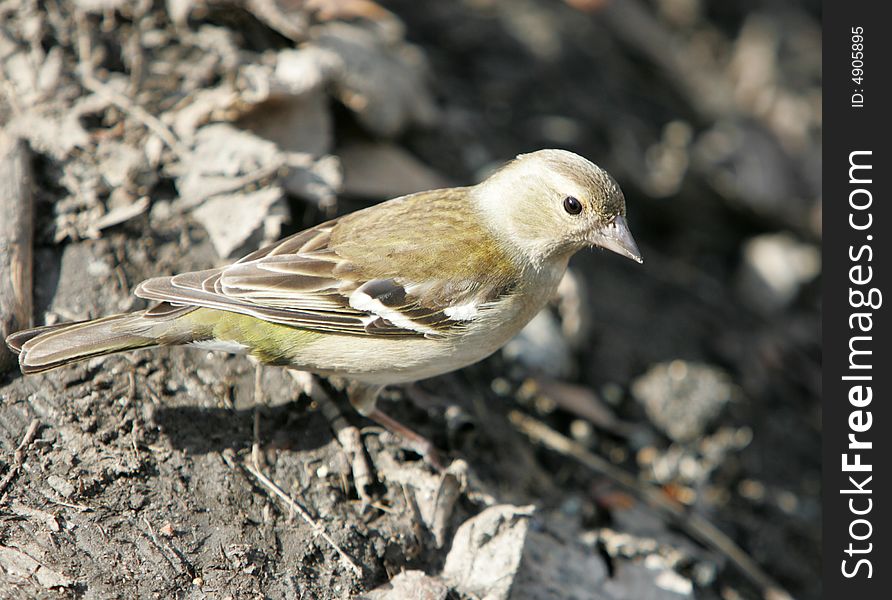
[6,312,177,374]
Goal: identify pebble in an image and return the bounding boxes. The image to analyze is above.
[738,233,820,313]
[632,360,734,443]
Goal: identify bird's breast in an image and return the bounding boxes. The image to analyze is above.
[455,264,565,350]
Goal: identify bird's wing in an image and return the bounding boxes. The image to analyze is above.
[135,191,521,338]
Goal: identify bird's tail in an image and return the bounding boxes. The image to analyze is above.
[5,306,195,374]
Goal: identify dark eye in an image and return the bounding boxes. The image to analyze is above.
[563,196,582,215]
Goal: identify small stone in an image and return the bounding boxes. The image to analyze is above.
[569,419,595,445]
[86,259,111,277]
[129,492,147,510]
[737,479,765,502]
[738,233,820,313]
[46,474,75,499]
[655,568,694,596]
[442,505,534,599]
[443,505,610,600]
[632,361,734,443]
[491,377,512,396]
[777,490,799,514]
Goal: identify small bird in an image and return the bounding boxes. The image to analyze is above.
[6,149,641,461]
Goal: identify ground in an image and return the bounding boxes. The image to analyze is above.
[0,1,821,598]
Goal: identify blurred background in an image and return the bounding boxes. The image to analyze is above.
[0,1,821,598]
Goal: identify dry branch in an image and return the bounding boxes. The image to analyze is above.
[0,133,33,373]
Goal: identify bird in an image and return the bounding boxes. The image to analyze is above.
[6,149,641,464]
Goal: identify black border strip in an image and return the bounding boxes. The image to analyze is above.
[824,2,891,596]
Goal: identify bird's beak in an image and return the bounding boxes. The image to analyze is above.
[589,216,643,263]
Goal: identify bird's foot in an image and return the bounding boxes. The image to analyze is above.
[364,407,446,472]
[290,371,377,506]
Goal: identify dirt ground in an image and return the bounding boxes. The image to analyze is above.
[0,1,821,598]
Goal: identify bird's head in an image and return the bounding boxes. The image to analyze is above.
[475,149,642,267]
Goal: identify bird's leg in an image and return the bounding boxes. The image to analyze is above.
[348,382,445,471]
[289,371,376,506]
[251,364,267,472]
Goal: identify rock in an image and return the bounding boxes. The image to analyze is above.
[339,142,451,199]
[280,153,342,210]
[360,570,449,600]
[175,124,284,206]
[442,505,535,600]
[193,187,287,259]
[693,120,812,226]
[173,123,340,212]
[167,83,242,141]
[95,141,147,189]
[510,528,610,599]
[632,361,734,443]
[270,48,336,96]
[174,18,440,153]
[5,110,90,162]
[737,232,820,313]
[0,546,73,589]
[312,22,438,137]
[239,88,333,157]
[595,528,699,599]
[236,48,338,155]
[442,505,612,600]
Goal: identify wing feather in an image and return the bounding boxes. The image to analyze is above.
[134,192,520,338]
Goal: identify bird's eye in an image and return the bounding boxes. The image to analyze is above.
[563,196,582,215]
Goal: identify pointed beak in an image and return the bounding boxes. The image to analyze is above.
[589,216,643,263]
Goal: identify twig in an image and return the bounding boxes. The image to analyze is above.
[400,483,425,546]
[509,411,793,600]
[74,11,185,158]
[430,462,464,548]
[242,460,363,577]
[41,495,93,512]
[0,419,41,502]
[141,515,194,579]
[79,74,186,158]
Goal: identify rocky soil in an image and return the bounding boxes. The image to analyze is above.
[0,1,821,598]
